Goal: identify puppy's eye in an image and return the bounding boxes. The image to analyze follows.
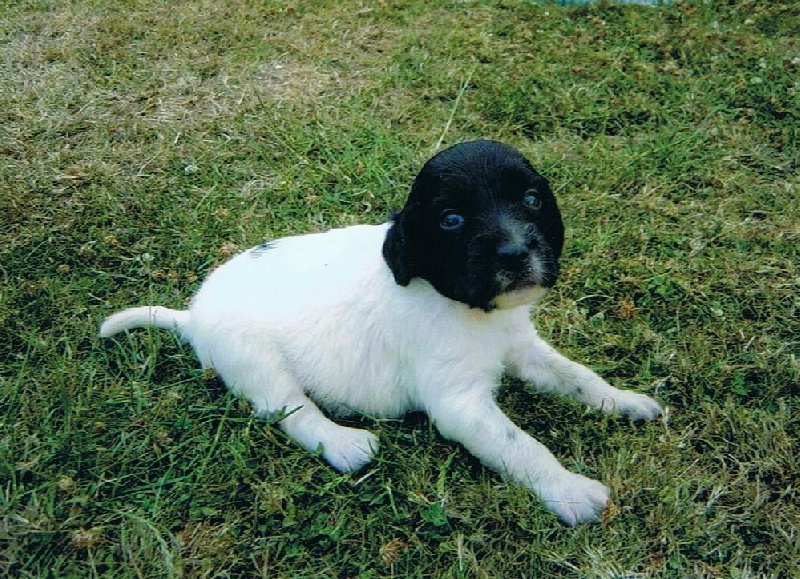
[523,191,542,211]
[439,210,465,231]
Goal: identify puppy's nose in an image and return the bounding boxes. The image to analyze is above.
[497,242,530,269]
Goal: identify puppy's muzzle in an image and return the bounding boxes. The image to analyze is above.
[497,240,533,272]
[495,233,557,293]
[495,242,538,292]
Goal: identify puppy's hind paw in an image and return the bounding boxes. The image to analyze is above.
[321,427,379,473]
[541,473,611,527]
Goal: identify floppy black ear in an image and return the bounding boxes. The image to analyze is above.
[382,205,418,286]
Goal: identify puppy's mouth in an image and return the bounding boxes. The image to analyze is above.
[494,256,556,294]
[495,271,533,293]
[489,273,552,310]
[487,252,558,310]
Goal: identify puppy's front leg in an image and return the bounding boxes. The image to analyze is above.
[505,323,663,421]
[427,391,610,526]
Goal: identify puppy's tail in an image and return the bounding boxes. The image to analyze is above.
[99,306,190,338]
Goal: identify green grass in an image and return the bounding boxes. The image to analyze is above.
[1,0,798,576]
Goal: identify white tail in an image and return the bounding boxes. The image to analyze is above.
[99,306,190,338]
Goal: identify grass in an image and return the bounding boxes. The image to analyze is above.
[1,0,798,576]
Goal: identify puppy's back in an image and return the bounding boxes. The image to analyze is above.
[191,223,391,324]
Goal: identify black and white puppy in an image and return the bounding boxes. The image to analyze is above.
[101,140,663,526]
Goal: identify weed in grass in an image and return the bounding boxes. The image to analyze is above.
[1,0,798,577]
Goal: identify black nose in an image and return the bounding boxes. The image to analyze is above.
[497,242,530,270]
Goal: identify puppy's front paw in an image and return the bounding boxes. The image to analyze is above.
[602,390,663,422]
[321,427,379,473]
[540,473,611,526]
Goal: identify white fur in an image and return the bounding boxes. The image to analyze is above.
[101,222,663,525]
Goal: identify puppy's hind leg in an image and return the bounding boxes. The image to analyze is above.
[273,395,379,473]
[224,362,378,473]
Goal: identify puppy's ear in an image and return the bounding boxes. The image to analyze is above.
[382,204,419,286]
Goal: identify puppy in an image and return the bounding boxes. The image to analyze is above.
[101,140,663,525]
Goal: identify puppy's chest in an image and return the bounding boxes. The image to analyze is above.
[282,324,417,418]
[285,307,513,418]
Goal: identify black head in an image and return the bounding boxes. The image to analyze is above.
[382,140,564,311]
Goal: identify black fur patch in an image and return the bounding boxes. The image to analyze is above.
[383,140,564,310]
[250,241,276,257]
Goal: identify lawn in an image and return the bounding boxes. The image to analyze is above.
[1,0,798,576]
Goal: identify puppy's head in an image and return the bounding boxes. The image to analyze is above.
[383,140,564,311]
